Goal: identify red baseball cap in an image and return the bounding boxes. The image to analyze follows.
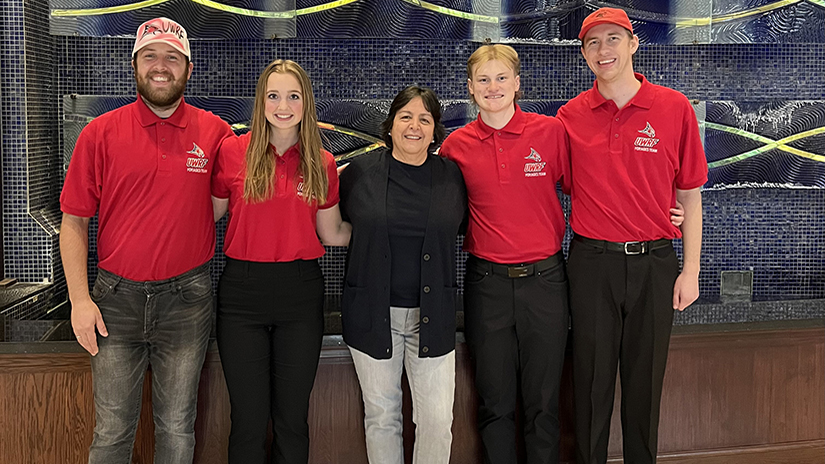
[578,8,633,40]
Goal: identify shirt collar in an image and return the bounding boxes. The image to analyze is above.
[271,141,301,159]
[588,73,654,110]
[472,103,527,140]
[133,95,189,128]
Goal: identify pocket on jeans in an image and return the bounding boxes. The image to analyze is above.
[177,274,214,304]
[464,264,489,286]
[90,274,115,303]
[536,261,567,286]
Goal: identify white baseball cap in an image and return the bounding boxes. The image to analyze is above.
[132,17,190,59]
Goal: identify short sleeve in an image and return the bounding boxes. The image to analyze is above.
[211,136,234,199]
[675,99,709,190]
[60,122,101,218]
[438,133,456,161]
[318,151,339,209]
[557,120,572,195]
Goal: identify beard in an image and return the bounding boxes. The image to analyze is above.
[135,71,188,108]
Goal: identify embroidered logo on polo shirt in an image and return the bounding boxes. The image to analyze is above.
[634,122,660,153]
[524,148,547,177]
[296,175,316,200]
[185,143,209,173]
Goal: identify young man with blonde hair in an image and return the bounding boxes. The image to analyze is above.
[440,44,570,464]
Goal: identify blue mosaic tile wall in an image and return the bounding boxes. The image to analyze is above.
[2,0,823,311]
[52,37,824,303]
[0,0,61,285]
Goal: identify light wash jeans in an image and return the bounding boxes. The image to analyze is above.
[87,264,213,464]
[349,306,456,464]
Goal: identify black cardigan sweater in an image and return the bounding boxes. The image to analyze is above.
[339,149,467,359]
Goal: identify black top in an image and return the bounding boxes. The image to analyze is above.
[387,155,432,307]
[339,149,467,359]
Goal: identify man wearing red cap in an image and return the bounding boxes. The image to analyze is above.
[556,7,707,464]
[60,17,233,463]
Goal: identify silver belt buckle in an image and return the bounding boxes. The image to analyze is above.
[508,265,531,278]
[624,242,643,255]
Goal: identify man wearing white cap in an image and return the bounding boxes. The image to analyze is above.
[60,17,233,463]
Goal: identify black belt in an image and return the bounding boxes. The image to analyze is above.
[573,235,671,255]
[478,253,563,278]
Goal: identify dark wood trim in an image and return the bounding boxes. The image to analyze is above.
[1,326,822,463]
[608,439,825,464]
[0,351,90,372]
[669,327,825,349]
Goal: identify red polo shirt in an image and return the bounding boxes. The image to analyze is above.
[557,73,708,242]
[439,105,569,263]
[60,97,233,281]
[212,132,339,262]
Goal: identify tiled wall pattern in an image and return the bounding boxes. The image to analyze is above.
[0,0,61,285]
[1,2,823,319]
[55,38,825,302]
[700,188,824,300]
[57,40,825,102]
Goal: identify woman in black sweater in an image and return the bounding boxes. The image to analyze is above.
[338,86,467,464]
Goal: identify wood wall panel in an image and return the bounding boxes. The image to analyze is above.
[607,439,825,464]
[607,328,825,458]
[192,356,231,464]
[1,326,822,464]
[0,369,93,464]
[307,350,369,464]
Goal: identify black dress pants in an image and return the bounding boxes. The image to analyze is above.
[217,258,325,464]
[464,253,569,464]
[568,237,679,464]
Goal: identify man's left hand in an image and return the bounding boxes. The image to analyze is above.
[672,271,699,311]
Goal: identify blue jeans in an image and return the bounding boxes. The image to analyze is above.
[87,264,213,464]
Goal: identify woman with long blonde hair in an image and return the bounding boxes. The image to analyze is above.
[212,59,350,464]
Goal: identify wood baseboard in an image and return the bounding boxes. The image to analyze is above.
[605,439,825,464]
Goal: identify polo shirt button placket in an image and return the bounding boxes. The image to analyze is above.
[158,127,170,173]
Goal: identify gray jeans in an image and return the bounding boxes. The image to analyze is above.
[349,307,456,464]
[87,264,213,464]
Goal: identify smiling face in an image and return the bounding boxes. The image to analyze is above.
[133,44,191,108]
[389,97,435,162]
[581,23,639,84]
[263,71,304,137]
[468,59,520,117]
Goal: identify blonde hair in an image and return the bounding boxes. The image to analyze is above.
[466,44,523,103]
[243,59,328,204]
